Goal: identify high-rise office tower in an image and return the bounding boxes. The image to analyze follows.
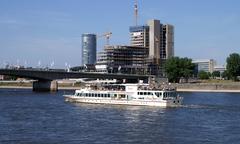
[161,24,174,59]
[82,33,96,65]
[129,19,174,63]
[148,19,161,64]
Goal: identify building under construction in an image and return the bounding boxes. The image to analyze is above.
[129,19,174,76]
[96,45,149,74]
[95,1,174,77]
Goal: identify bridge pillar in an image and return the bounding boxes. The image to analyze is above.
[33,80,58,92]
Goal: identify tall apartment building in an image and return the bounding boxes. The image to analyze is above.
[82,33,97,65]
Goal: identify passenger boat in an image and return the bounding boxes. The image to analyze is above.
[64,84,183,107]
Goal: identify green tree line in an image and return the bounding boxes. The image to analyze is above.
[165,53,240,82]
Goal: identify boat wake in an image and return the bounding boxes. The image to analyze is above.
[179,104,240,112]
[178,104,209,109]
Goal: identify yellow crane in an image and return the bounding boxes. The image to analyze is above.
[98,32,112,45]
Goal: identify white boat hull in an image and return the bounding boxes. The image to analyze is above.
[64,95,182,107]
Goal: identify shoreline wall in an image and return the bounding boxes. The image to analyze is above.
[175,83,240,91]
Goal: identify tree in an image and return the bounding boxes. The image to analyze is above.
[207,72,212,78]
[226,53,240,81]
[212,71,220,78]
[165,57,180,83]
[165,57,195,83]
[221,70,229,80]
[179,57,195,81]
[198,71,209,80]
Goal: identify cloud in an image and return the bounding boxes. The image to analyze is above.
[0,18,27,26]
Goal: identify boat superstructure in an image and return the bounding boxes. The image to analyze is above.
[64,83,183,107]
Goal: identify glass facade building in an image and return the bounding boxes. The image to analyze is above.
[192,59,215,73]
[129,26,149,47]
[82,33,97,65]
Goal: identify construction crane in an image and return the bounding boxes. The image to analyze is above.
[134,0,138,26]
[98,32,112,45]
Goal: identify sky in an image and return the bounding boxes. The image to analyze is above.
[0,0,239,68]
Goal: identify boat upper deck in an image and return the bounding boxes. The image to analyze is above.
[77,83,176,93]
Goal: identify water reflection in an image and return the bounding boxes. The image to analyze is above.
[1,89,240,144]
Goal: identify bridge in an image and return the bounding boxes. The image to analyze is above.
[0,68,152,91]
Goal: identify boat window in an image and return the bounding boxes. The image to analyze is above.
[108,94,110,97]
[140,92,143,95]
[120,94,125,98]
[137,92,139,95]
[101,94,103,97]
[98,94,100,97]
[144,92,147,95]
[86,93,88,97]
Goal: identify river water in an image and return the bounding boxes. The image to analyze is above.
[0,88,240,144]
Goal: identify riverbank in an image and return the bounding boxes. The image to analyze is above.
[0,81,84,90]
[177,89,240,93]
[1,85,240,93]
[0,86,81,90]
[175,82,240,93]
[1,81,240,93]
